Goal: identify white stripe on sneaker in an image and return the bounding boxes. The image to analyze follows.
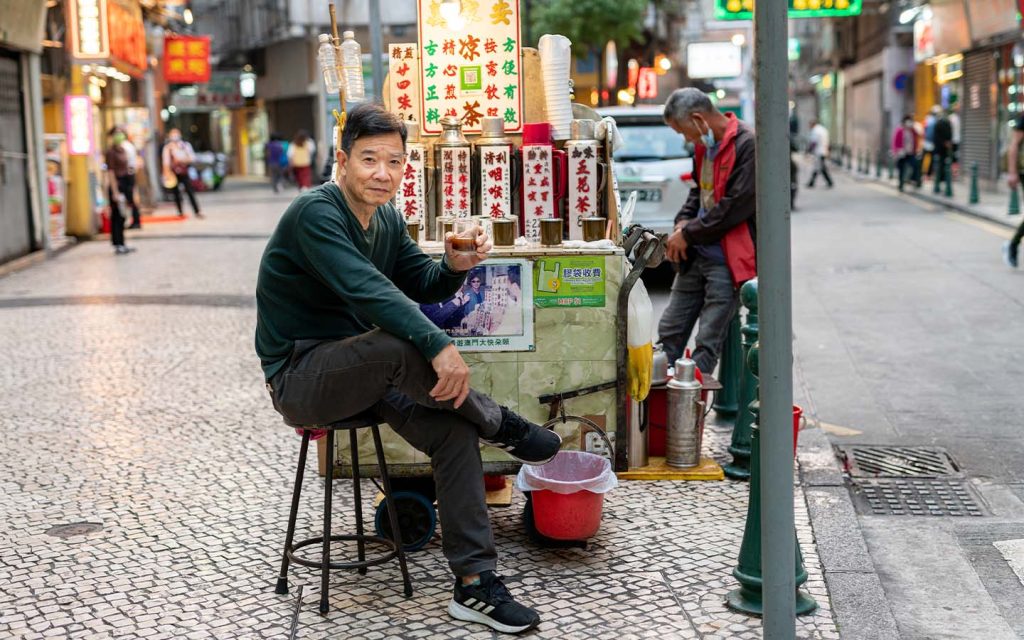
[463,597,478,607]
[473,601,488,611]
[448,599,537,634]
[482,604,495,614]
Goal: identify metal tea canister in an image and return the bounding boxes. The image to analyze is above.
[435,115,473,226]
[565,119,601,240]
[666,356,704,468]
[395,120,427,243]
[520,122,566,244]
[475,116,515,220]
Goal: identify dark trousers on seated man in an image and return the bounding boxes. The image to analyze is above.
[657,253,740,374]
[267,329,502,577]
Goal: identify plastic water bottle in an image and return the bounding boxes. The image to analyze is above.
[317,34,343,94]
[340,30,365,101]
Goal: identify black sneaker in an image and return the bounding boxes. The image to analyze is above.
[1003,241,1019,268]
[483,407,561,465]
[448,571,540,634]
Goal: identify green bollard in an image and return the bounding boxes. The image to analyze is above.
[944,156,954,198]
[875,150,882,178]
[725,342,818,617]
[724,279,758,480]
[969,162,979,205]
[713,313,742,426]
[1010,187,1021,215]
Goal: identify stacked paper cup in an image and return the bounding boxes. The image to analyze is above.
[539,34,573,140]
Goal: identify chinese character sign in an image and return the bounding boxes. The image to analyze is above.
[440,146,473,218]
[566,141,599,239]
[714,0,861,19]
[416,0,523,134]
[395,143,427,228]
[164,35,211,84]
[478,143,512,218]
[521,144,562,243]
[64,95,95,156]
[387,43,422,124]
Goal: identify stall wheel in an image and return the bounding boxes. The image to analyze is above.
[374,490,436,552]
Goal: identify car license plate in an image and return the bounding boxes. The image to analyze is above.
[620,188,662,203]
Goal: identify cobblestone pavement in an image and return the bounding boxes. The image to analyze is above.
[0,183,838,639]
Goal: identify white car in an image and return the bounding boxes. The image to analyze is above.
[598,105,694,236]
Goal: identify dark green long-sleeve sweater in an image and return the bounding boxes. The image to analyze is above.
[255,183,466,380]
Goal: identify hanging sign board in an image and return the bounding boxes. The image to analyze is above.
[65,95,95,156]
[714,0,862,19]
[164,35,211,84]
[68,0,110,60]
[416,0,524,134]
[387,43,423,124]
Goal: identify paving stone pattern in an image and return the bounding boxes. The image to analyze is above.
[0,186,838,639]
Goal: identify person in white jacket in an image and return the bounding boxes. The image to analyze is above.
[805,119,833,188]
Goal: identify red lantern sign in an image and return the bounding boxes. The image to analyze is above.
[637,67,658,100]
[164,35,211,84]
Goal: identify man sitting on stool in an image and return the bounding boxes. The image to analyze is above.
[255,102,559,635]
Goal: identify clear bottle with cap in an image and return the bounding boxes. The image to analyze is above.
[317,34,343,94]
[340,31,365,101]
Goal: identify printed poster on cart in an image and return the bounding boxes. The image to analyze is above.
[533,256,606,308]
[420,259,534,352]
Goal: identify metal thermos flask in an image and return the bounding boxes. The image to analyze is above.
[666,357,704,468]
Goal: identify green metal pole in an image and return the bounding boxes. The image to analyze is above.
[724,279,758,480]
[713,313,742,426]
[944,156,954,198]
[968,162,979,204]
[753,0,800,632]
[726,344,818,617]
[1010,186,1021,216]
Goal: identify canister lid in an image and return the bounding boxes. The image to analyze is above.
[570,119,595,141]
[480,116,505,138]
[405,119,420,142]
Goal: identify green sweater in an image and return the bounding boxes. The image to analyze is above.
[255,183,466,380]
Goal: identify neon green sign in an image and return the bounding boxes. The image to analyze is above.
[714,0,862,20]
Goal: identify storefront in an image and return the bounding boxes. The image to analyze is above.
[0,1,48,264]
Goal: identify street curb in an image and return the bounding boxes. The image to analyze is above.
[843,169,1017,230]
[0,239,79,280]
[798,426,902,639]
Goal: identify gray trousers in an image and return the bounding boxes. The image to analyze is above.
[268,330,503,577]
[657,254,740,374]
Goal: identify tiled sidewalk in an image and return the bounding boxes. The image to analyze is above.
[0,184,838,639]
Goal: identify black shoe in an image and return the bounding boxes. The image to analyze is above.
[483,407,561,465]
[127,222,141,229]
[1003,241,1019,268]
[449,571,540,634]
[114,245,136,255]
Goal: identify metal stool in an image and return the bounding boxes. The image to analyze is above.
[274,412,413,615]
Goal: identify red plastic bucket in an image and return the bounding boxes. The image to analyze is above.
[532,490,604,540]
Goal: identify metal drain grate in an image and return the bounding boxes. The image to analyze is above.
[850,479,986,516]
[842,446,959,478]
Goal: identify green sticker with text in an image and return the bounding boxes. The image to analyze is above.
[534,257,606,308]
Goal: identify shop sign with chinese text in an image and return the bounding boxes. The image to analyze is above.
[521,144,556,243]
[534,257,606,308]
[68,0,110,60]
[478,143,512,218]
[164,35,211,84]
[65,95,95,156]
[416,0,523,134]
[714,0,862,19]
[107,0,146,75]
[440,146,473,217]
[388,43,423,124]
[566,141,599,238]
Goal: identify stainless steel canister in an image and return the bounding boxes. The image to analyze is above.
[666,357,704,468]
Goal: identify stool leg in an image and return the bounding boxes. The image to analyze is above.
[275,430,311,595]
[351,428,367,575]
[320,429,335,616]
[372,425,413,598]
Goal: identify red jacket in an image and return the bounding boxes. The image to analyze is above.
[679,113,757,287]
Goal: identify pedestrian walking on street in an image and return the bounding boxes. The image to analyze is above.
[923,105,939,177]
[287,130,316,191]
[265,134,287,193]
[892,114,922,191]
[104,127,137,255]
[1003,115,1024,268]
[161,128,203,218]
[657,88,757,373]
[805,118,833,188]
[256,103,559,634]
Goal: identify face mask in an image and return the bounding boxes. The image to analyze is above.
[113,133,126,144]
[692,116,716,148]
[169,134,181,142]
